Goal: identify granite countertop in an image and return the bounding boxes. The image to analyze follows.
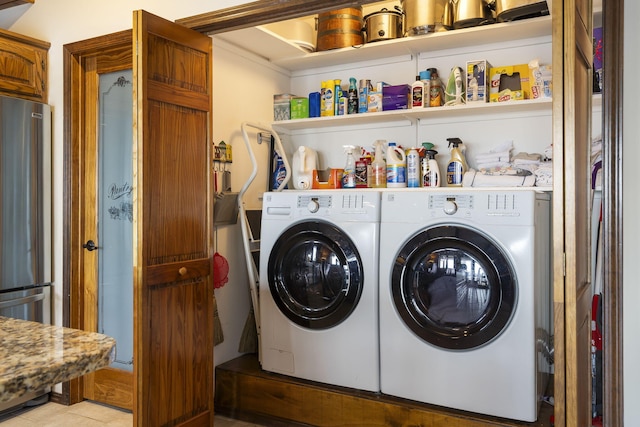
[0,316,116,403]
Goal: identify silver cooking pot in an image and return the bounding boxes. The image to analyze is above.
[363,7,403,43]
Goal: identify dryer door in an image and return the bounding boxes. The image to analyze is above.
[268,221,363,329]
[392,225,516,350]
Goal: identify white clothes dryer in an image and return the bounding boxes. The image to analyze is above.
[259,190,380,392]
[379,190,551,421]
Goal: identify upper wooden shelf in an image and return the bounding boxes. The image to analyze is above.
[215,15,552,73]
[0,0,33,11]
[273,98,553,134]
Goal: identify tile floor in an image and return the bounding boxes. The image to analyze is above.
[0,401,264,426]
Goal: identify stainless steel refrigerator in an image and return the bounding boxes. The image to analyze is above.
[0,95,52,414]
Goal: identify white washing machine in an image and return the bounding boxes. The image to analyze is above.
[259,190,380,392]
[379,189,551,422]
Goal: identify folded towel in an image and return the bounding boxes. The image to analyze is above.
[462,169,536,188]
[534,162,553,186]
[476,161,511,170]
[512,152,542,163]
[475,150,512,163]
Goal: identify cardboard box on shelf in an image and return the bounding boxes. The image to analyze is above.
[290,97,309,119]
[274,93,295,120]
[466,60,492,103]
[489,64,531,102]
[366,81,390,112]
[529,61,552,99]
[368,91,382,112]
[382,84,410,111]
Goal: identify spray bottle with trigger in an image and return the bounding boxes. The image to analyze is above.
[421,142,440,187]
[446,137,468,187]
[342,145,357,189]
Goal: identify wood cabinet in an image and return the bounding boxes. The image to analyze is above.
[0,28,48,102]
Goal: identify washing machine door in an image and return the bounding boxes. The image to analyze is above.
[268,220,363,329]
[392,225,516,350]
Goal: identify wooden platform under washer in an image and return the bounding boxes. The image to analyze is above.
[215,354,554,427]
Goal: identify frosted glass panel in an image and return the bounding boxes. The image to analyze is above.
[98,70,133,371]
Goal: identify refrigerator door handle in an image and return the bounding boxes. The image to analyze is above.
[0,293,45,310]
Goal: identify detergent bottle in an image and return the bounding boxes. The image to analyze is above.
[421,142,440,187]
[342,145,357,189]
[291,146,318,190]
[406,146,420,187]
[386,142,407,188]
[446,137,468,187]
[428,68,444,107]
[371,140,387,188]
[348,77,359,114]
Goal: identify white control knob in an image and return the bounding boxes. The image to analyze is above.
[307,199,320,213]
[443,200,458,215]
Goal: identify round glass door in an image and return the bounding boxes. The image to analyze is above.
[392,225,516,350]
[268,221,363,329]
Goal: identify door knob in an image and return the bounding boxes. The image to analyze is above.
[83,240,99,251]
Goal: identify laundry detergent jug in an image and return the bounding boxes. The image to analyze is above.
[292,146,319,190]
[386,142,407,188]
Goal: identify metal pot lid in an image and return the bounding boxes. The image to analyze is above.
[364,7,403,20]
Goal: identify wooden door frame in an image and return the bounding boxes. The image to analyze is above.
[602,0,624,425]
[60,1,623,423]
[62,30,132,405]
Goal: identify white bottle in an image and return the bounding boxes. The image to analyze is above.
[411,76,424,109]
[407,146,420,187]
[421,143,440,187]
[420,70,431,108]
[386,142,407,188]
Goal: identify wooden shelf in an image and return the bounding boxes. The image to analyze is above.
[217,15,552,73]
[273,98,552,134]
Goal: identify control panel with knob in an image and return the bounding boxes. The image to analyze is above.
[307,198,320,213]
[443,200,458,215]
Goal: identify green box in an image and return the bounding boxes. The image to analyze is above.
[290,97,309,119]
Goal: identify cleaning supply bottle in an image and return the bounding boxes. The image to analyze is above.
[420,70,431,108]
[446,137,468,186]
[407,146,420,187]
[386,142,407,188]
[320,80,327,116]
[421,142,440,187]
[428,68,444,107]
[334,79,343,116]
[371,140,387,188]
[348,77,359,114]
[323,80,335,116]
[411,76,424,109]
[342,145,357,189]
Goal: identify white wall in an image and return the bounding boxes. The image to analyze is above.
[210,39,290,365]
[624,0,640,423]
